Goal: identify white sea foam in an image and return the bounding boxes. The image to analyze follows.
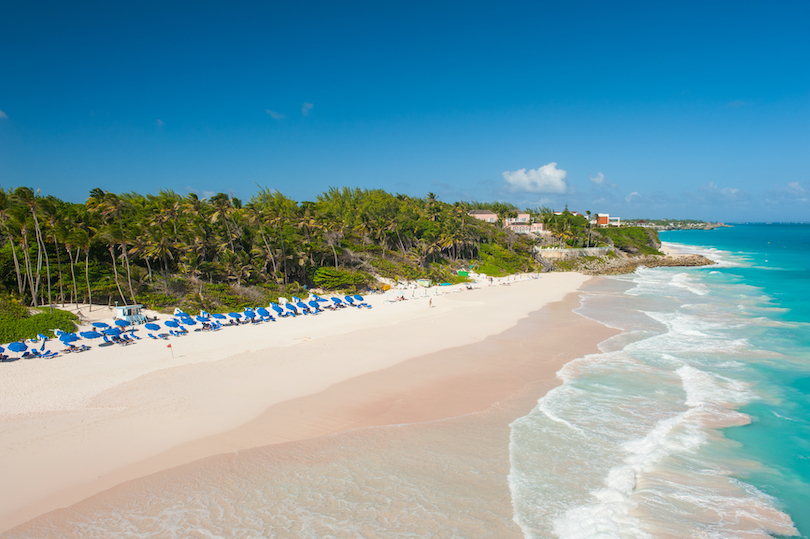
[509,261,798,539]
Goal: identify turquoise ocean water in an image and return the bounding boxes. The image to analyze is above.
[510,223,810,538]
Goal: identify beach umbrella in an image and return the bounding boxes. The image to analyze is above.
[103,328,121,337]
[0,346,4,353]
[271,304,284,315]
[59,333,79,344]
[164,320,180,328]
[212,313,227,320]
[144,323,161,331]
[308,301,320,309]
[285,304,297,312]
[243,311,256,319]
[177,318,197,326]
[8,342,27,353]
[80,331,102,340]
[195,316,209,323]
[256,307,271,318]
[353,295,364,301]
[296,301,308,310]
[227,312,242,319]
[114,319,130,327]
[92,322,110,329]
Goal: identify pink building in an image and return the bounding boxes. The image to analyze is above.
[468,210,498,223]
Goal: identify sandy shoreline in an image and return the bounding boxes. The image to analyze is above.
[0,273,607,533]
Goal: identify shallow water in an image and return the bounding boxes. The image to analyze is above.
[509,224,810,539]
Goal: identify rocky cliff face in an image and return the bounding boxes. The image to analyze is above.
[576,253,715,275]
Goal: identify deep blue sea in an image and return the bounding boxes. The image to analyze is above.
[510,223,810,538]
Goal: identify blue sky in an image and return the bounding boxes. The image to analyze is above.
[1,0,808,221]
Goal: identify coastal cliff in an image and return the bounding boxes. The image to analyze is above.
[581,253,716,275]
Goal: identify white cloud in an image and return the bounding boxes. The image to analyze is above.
[589,171,617,189]
[701,181,744,201]
[784,181,806,197]
[502,162,568,194]
[0,109,7,119]
[156,119,165,126]
[265,109,285,120]
[768,181,809,203]
[625,191,641,203]
[301,102,314,116]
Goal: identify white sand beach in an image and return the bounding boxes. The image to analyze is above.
[0,273,604,533]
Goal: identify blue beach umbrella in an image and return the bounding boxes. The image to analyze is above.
[308,301,320,309]
[8,342,27,353]
[271,304,284,315]
[296,301,308,310]
[0,346,4,353]
[195,316,209,323]
[177,318,197,326]
[256,307,270,317]
[80,331,102,340]
[92,322,110,329]
[212,313,227,320]
[353,295,364,301]
[60,333,79,344]
[103,328,122,337]
[114,319,130,327]
[164,320,180,328]
[144,323,161,331]
[243,311,256,319]
[227,312,242,319]
[285,303,297,312]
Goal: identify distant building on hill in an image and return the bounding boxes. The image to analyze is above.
[595,213,621,227]
[506,222,547,234]
[504,212,530,225]
[468,209,498,223]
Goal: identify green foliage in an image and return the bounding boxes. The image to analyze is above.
[313,268,373,291]
[475,244,535,277]
[0,295,79,343]
[597,227,662,255]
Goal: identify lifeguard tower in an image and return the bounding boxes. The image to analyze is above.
[115,304,147,325]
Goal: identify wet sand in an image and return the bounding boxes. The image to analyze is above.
[0,274,609,534]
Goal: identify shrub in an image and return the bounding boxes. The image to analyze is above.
[313,268,373,291]
[0,297,79,343]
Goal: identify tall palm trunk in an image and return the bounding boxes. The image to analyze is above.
[109,244,127,305]
[20,230,37,306]
[258,227,279,280]
[6,233,24,296]
[52,237,64,306]
[117,216,137,304]
[66,246,79,308]
[84,248,93,312]
[30,209,52,311]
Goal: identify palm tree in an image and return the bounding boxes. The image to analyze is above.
[14,188,51,309]
[209,193,237,253]
[585,210,592,248]
[0,191,25,297]
[87,189,136,304]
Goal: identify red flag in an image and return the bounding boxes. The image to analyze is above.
[167,344,172,348]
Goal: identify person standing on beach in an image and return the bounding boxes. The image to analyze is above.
[429,298,432,308]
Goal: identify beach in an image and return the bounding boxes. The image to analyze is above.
[0,273,610,535]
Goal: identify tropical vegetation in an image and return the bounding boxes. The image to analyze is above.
[0,186,541,315]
